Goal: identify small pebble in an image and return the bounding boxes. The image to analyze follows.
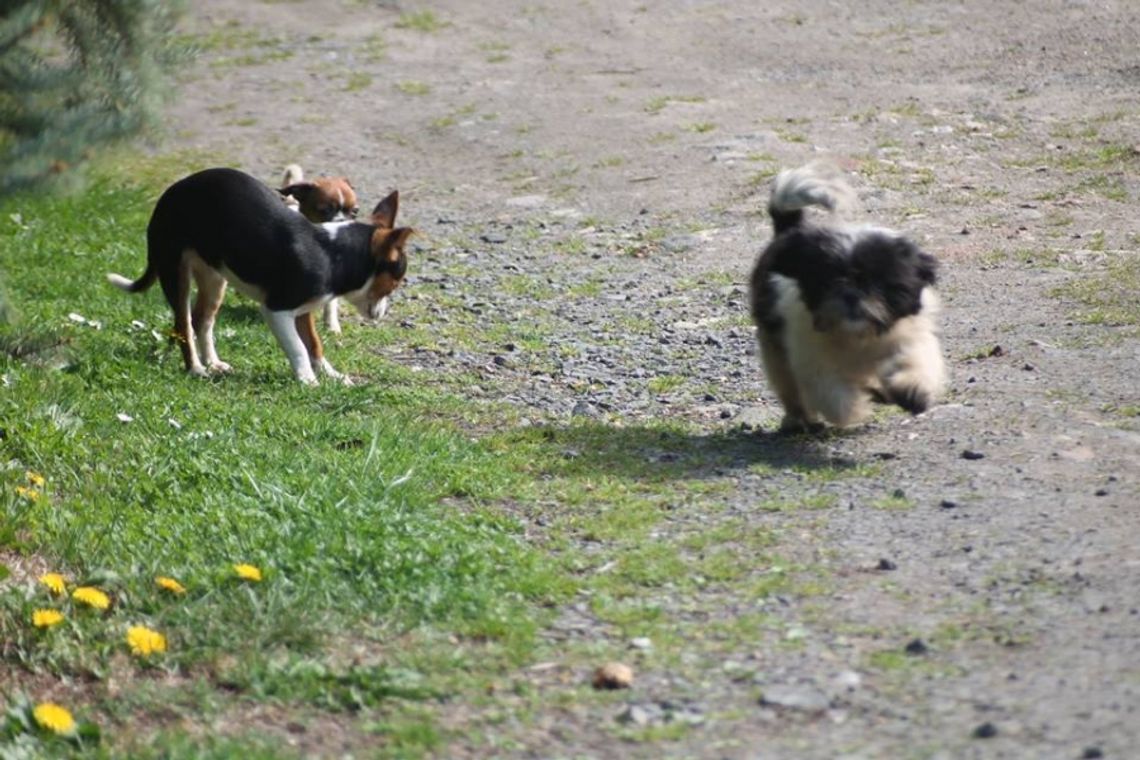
[940,499,958,509]
[973,722,998,739]
[961,450,985,460]
[616,704,654,726]
[593,662,634,690]
[904,638,928,655]
[877,558,898,571]
[1082,747,1104,759]
[1094,489,1109,497]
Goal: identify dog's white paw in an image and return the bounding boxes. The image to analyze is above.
[208,360,233,374]
[187,365,209,379]
[315,359,353,386]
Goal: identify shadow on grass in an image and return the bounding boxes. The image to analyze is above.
[517,420,859,482]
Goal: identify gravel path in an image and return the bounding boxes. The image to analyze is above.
[168,1,1138,756]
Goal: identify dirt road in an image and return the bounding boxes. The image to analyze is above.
[167,1,1138,757]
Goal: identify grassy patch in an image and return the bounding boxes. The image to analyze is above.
[1051,254,1140,328]
[0,155,571,754]
[977,246,1063,269]
[644,95,706,115]
[343,73,373,92]
[359,33,388,62]
[187,22,292,69]
[394,11,449,33]
[647,375,686,395]
[395,80,431,96]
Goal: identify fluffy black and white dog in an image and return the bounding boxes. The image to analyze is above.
[748,163,946,431]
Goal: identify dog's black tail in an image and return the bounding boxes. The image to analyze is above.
[768,162,855,236]
[106,266,157,293]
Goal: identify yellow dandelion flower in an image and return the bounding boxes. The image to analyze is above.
[39,573,67,595]
[33,702,76,735]
[155,576,187,595]
[126,625,167,656]
[15,485,40,501]
[72,586,111,610]
[32,609,65,628]
[26,471,46,488]
[233,563,262,582]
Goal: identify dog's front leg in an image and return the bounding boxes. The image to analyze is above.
[296,312,353,386]
[323,298,342,334]
[263,308,318,384]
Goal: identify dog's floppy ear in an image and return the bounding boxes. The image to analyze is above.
[371,190,399,228]
[279,183,315,202]
[915,248,939,286]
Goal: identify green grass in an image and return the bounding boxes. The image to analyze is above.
[0,153,870,756]
[186,22,293,69]
[343,72,374,92]
[394,11,449,33]
[1051,254,1140,329]
[395,80,431,96]
[644,95,706,115]
[0,155,573,754]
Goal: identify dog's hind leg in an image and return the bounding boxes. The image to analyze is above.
[158,251,206,377]
[296,312,352,386]
[189,260,232,374]
[264,309,317,384]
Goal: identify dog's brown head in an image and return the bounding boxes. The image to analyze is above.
[280,177,359,222]
[343,190,414,320]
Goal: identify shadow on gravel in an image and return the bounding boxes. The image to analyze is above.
[526,422,857,482]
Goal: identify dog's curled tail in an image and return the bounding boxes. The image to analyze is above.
[768,162,856,235]
[282,163,304,187]
[107,267,156,293]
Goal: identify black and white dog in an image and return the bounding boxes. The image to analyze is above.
[748,163,945,431]
[108,167,411,384]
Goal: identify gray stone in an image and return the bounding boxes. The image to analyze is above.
[759,684,831,713]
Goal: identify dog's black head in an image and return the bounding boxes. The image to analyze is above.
[773,227,938,335]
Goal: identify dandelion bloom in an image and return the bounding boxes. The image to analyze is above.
[126,625,167,656]
[155,576,186,595]
[26,471,46,487]
[15,485,40,501]
[233,564,262,582]
[39,573,67,595]
[72,586,111,610]
[33,702,75,735]
[32,609,64,628]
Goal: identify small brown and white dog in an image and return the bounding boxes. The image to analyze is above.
[748,163,946,431]
[108,167,411,384]
[278,163,359,223]
[278,164,360,333]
